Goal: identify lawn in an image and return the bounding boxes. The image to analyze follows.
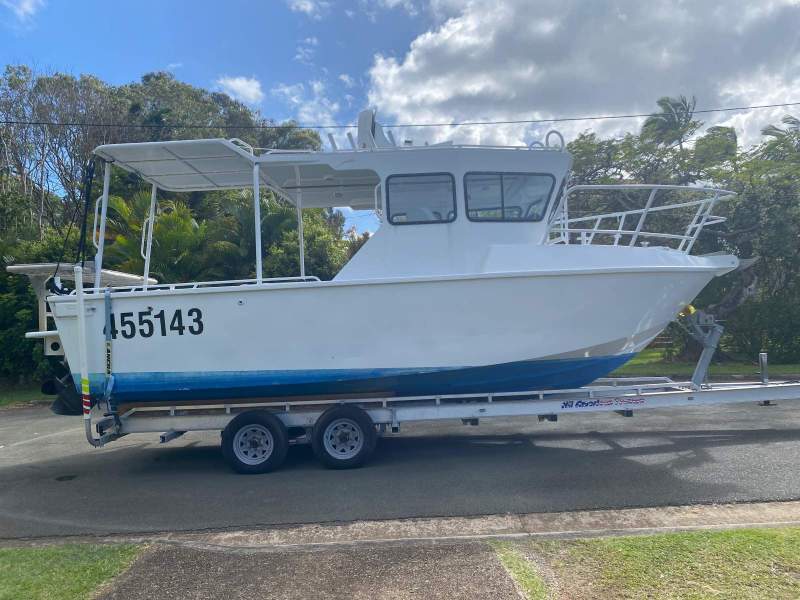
[496,527,800,600]
[0,544,142,600]
[612,348,800,379]
[0,384,50,409]
[492,541,548,600]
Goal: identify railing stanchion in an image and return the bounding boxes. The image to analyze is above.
[93,162,112,290]
[253,163,263,284]
[142,184,157,290]
[629,188,658,247]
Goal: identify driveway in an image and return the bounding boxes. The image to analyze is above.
[2,400,800,539]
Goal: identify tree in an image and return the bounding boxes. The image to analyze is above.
[761,115,800,161]
[694,126,738,171]
[641,95,700,149]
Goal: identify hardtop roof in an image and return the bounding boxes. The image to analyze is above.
[93,130,571,209]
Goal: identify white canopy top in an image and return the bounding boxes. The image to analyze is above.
[94,138,256,193]
[93,138,380,209]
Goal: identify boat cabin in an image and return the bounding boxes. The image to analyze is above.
[92,110,572,286]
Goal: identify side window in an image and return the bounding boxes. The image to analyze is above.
[386,173,457,225]
[465,172,555,222]
[462,173,503,219]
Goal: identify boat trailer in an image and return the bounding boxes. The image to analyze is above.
[83,368,800,473]
[68,261,800,472]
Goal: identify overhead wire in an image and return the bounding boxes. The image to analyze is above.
[0,101,799,131]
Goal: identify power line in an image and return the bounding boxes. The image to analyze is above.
[1,101,799,131]
[389,101,800,129]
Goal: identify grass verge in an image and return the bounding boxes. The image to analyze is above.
[612,349,800,379]
[0,544,142,600]
[491,541,548,600]
[0,385,49,409]
[505,527,800,600]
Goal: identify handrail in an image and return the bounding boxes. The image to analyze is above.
[73,275,322,295]
[256,141,567,155]
[547,184,734,254]
[373,182,383,222]
[139,212,152,260]
[92,195,102,249]
[559,196,726,223]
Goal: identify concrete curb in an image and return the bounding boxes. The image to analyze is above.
[3,500,799,550]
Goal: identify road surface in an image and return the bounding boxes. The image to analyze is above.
[2,400,800,539]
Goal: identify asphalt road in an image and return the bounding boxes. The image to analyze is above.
[2,399,800,539]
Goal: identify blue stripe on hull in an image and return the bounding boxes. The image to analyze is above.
[78,354,635,404]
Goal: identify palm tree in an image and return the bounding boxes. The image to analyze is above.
[762,114,800,138]
[642,95,699,149]
[761,115,800,159]
[103,191,214,283]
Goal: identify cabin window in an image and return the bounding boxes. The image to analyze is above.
[464,172,555,222]
[386,173,457,225]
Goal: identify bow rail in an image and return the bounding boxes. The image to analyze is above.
[547,184,735,254]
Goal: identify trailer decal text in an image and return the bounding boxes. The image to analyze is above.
[561,396,646,410]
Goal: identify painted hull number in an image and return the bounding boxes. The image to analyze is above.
[104,308,203,339]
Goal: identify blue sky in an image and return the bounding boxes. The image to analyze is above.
[0,1,422,125]
[3,0,798,144]
[3,0,799,231]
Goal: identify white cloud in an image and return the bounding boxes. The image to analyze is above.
[714,75,800,147]
[166,62,183,71]
[339,73,356,88]
[358,0,418,19]
[286,0,330,19]
[272,79,340,126]
[216,76,265,105]
[1,0,44,22]
[368,0,800,148]
[294,36,319,64]
[374,0,418,15]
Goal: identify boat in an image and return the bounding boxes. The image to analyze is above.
[13,110,739,410]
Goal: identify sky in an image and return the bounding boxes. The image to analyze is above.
[2,0,800,231]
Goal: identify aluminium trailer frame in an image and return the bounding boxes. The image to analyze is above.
[91,377,800,447]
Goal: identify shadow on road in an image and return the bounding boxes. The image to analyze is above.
[2,425,799,538]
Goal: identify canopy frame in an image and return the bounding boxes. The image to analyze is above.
[126,158,312,289]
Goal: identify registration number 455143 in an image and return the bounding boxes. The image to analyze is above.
[103,308,203,339]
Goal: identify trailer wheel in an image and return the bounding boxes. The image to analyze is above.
[221,411,288,474]
[312,406,377,469]
[311,406,378,469]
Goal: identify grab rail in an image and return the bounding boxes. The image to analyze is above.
[92,196,102,249]
[139,212,153,260]
[74,275,322,295]
[373,182,383,222]
[547,184,734,254]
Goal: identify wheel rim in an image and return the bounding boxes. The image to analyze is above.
[232,424,274,465]
[323,418,364,460]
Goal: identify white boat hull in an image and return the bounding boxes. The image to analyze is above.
[49,250,737,405]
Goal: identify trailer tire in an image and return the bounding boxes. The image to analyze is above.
[312,406,377,469]
[221,411,288,474]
